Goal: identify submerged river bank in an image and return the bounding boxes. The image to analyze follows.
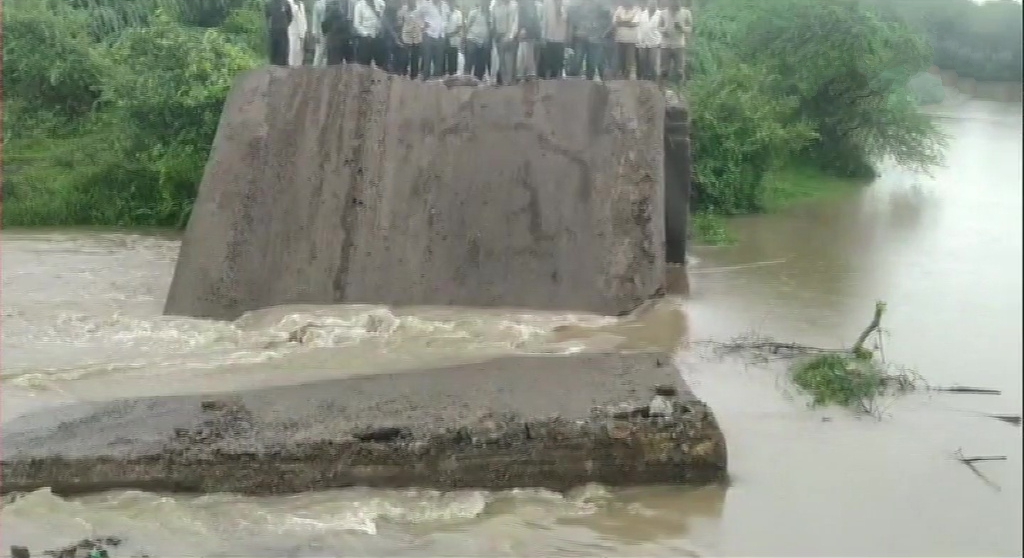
[2,99,1021,556]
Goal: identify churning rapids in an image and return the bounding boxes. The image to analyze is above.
[2,99,1021,557]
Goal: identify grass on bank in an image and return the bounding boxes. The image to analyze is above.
[690,163,869,246]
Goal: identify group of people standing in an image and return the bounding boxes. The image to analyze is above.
[265,0,693,84]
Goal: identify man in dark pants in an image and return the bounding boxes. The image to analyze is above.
[569,0,610,80]
[420,0,447,79]
[353,0,384,66]
[464,0,491,80]
[540,0,568,78]
[322,0,352,64]
[266,0,293,66]
[381,0,401,72]
[397,0,423,78]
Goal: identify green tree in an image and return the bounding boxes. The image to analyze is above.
[687,63,816,214]
[2,0,263,227]
[685,0,947,216]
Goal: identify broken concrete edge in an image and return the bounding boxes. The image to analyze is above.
[1,352,727,497]
[9,537,132,558]
[0,400,727,496]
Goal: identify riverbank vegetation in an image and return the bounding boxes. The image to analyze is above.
[685,0,1020,245]
[2,0,1020,228]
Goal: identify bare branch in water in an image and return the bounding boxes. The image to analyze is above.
[851,300,886,355]
[953,448,1006,492]
[932,386,1002,395]
[987,414,1022,427]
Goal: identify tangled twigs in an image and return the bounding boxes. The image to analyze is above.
[696,337,845,358]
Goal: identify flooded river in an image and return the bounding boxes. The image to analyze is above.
[2,99,1021,556]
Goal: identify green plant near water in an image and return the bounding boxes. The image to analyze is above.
[690,211,734,246]
[788,301,921,416]
[703,301,923,417]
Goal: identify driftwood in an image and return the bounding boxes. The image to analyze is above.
[932,386,1002,395]
[954,448,1006,491]
[956,455,1007,463]
[851,301,886,355]
[987,414,1022,426]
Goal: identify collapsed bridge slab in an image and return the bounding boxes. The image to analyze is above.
[0,352,727,495]
[164,66,668,321]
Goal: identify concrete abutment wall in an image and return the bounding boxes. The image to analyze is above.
[164,66,691,320]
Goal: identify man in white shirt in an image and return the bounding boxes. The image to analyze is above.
[658,0,691,83]
[612,0,641,79]
[491,0,519,84]
[539,0,569,78]
[636,0,660,80]
[464,0,492,80]
[444,2,464,75]
[353,0,385,66]
[419,0,448,79]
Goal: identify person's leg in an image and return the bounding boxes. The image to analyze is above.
[396,44,408,75]
[500,40,518,84]
[356,36,370,65]
[371,36,382,67]
[380,37,393,71]
[565,38,580,77]
[485,40,493,79]
[430,37,445,79]
[422,37,433,79]
[522,40,537,78]
[472,43,487,80]
[680,47,687,83]
[637,47,647,80]
[433,39,446,78]
[410,43,421,79]
[551,41,565,78]
[465,43,476,78]
[537,42,548,78]
[445,45,458,75]
[269,30,284,65]
[583,39,596,80]
[626,43,637,79]
[342,34,355,62]
[534,40,543,77]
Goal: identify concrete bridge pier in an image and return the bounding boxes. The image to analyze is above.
[664,92,691,265]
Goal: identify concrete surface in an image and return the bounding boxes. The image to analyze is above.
[164,65,667,321]
[1,352,727,495]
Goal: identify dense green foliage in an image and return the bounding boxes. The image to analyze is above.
[2,0,1015,226]
[686,0,951,215]
[3,0,263,226]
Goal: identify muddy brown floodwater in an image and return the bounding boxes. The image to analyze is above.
[2,99,1021,557]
